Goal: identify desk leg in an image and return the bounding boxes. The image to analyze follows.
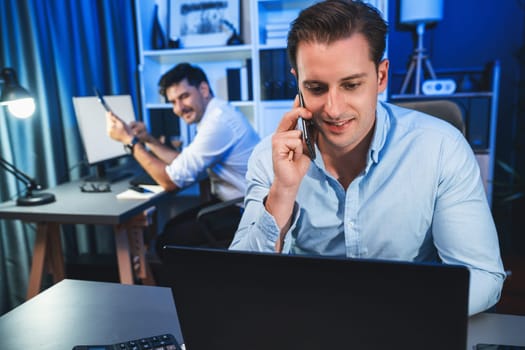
[26,222,65,299]
[114,225,134,285]
[128,208,156,286]
[114,209,157,286]
[27,223,49,299]
[46,222,65,283]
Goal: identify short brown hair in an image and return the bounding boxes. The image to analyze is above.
[158,62,214,97]
[287,0,388,72]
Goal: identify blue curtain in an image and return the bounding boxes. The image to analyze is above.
[0,0,138,315]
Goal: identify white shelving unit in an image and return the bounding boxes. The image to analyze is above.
[133,0,388,143]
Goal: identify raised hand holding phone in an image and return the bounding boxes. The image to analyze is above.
[98,88,133,145]
[93,86,113,113]
[297,91,316,160]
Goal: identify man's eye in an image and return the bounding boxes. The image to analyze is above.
[305,85,326,95]
[343,82,360,90]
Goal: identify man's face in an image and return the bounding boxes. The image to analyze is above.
[165,78,210,125]
[295,34,388,155]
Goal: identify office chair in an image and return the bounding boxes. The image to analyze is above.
[196,196,244,248]
[394,100,466,135]
[153,177,243,260]
[192,177,243,248]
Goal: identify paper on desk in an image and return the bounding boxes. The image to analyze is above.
[116,185,164,200]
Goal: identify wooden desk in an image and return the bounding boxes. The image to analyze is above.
[0,179,175,299]
[1,279,523,350]
[0,279,183,350]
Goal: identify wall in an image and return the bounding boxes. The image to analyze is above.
[387,0,525,255]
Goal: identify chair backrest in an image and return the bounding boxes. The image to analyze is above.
[394,100,466,135]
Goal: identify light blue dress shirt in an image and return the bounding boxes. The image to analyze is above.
[166,98,260,201]
[230,101,505,316]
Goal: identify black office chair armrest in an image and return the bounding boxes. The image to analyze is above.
[196,197,244,248]
[196,197,244,220]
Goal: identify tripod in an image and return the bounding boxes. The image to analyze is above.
[400,22,437,95]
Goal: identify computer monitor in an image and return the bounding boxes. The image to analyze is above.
[72,94,137,180]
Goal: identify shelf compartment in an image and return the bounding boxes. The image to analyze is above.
[143,45,253,65]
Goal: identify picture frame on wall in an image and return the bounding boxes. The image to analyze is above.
[169,0,240,48]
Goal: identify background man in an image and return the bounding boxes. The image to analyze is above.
[108,62,260,249]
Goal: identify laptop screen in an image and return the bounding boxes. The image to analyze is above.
[160,246,469,350]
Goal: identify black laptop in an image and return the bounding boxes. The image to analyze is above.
[161,246,470,350]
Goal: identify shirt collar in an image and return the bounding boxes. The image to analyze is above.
[197,97,222,130]
[368,100,390,165]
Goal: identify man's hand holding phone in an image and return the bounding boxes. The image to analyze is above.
[297,91,316,160]
[130,121,156,144]
[271,93,316,185]
[94,87,113,113]
[267,95,314,251]
[95,87,135,145]
[106,110,134,144]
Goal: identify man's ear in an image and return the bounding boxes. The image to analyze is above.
[199,81,211,98]
[291,67,297,78]
[377,59,389,93]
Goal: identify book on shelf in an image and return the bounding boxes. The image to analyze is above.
[266,29,289,38]
[260,49,297,101]
[246,58,253,100]
[226,59,252,102]
[240,66,248,101]
[265,37,287,46]
[265,22,291,32]
[227,68,241,101]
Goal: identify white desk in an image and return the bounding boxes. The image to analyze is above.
[0,280,524,350]
[468,312,525,348]
[0,179,184,298]
[0,280,183,349]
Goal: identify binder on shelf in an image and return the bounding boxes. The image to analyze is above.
[227,68,241,101]
[227,65,251,102]
[260,48,293,100]
[246,58,253,100]
[259,50,274,100]
[271,49,286,99]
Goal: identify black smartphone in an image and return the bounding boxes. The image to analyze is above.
[297,91,316,160]
[93,87,112,113]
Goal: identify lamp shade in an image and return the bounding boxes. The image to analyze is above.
[400,0,443,24]
[0,84,32,103]
[1,68,36,118]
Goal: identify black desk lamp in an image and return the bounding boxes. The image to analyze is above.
[0,67,55,206]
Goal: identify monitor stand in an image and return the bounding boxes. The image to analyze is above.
[85,162,134,183]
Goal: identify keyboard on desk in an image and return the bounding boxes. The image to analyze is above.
[72,333,181,350]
